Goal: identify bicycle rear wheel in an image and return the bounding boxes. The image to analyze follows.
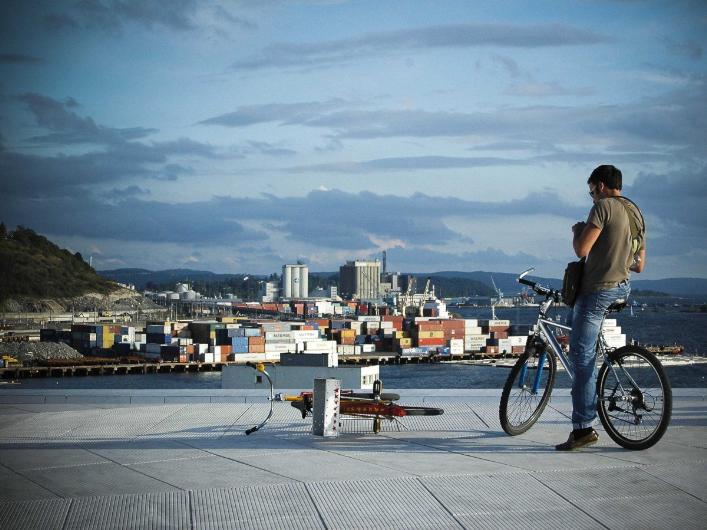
[596,345,672,450]
[499,349,556,435]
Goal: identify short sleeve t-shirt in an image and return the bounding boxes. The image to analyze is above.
[581,197,643,293]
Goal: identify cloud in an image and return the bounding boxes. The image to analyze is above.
[490,54,521,78]
[666,39,703,60]
[504,81,595,97]
[0,53,43,64]
[1,195,267,245]
[289,156,527,173]
[43,0,255,34]
[2,182,704,276]
[385,246,556,275]
[199,99,347,127]
[233,23,610,70]
[1,93,223,197]
[18,93,156,145]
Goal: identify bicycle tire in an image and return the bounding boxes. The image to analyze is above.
[596,345,672,450]
[499,349,556,435]
[400,406,444,416]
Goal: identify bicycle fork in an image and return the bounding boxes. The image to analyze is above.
[518,337,548,394]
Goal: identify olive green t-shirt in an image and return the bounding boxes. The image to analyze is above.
[581,197,645,293]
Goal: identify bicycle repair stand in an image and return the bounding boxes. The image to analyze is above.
[312,378,340,437]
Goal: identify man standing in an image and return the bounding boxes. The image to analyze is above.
[556,164,645,451]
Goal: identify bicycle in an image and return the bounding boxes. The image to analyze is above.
[244,362,444,435]
[498,268,672,450]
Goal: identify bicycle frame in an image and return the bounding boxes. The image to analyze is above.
[520,276,637,401]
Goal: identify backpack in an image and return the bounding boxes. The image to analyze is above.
[614,196,645,258]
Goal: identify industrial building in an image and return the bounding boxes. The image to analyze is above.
[339,260,381,301]
[259,281,280,303]
[282,263,309,299]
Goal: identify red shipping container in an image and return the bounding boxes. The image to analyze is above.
[417,323,444,332]
[491,331,508,339]
[489,325,510,333]
[417,337,445,347]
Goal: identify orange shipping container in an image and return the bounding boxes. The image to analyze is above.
[417,330,445,339]
[249,344,265,353]
[249,336,265,345]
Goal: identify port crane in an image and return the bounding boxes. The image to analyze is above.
[490,276,503,320]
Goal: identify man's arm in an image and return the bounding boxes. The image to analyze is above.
[630,248,646,273]
[572,222,602,258]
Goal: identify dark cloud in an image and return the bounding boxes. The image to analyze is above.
[233,23,610,70]
[0,53,43,64]
[1,195,266,245]
[1,182,703,275]
[238,141,296,157]
[385,247,557,275]
[666,39,703,60]
[627,167,707,234]
[43,0,255,34]
[0,138,219,197]
[18,93,156,145]
[45,0,199,33]
[201,80,705,160]
[0,187,583,250]
[0,93,222,197]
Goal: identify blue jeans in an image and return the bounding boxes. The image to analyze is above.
[567,282,630,430]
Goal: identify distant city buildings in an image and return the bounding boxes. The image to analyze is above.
[282,263,309,299]
[339,260,381,301]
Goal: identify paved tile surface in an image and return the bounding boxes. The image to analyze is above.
[0,389,704,529]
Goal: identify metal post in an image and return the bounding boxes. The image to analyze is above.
[312,378,341,437]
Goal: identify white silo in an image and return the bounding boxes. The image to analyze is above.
[300,264,309,298]
[283,265,293,298]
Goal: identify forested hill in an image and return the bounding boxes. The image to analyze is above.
[0,224,117,302]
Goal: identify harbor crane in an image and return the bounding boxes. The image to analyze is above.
[490,275,503,320]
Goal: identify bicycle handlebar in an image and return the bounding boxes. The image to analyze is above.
[517,267,560,301]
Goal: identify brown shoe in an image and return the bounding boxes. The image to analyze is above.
[555,429,599,451]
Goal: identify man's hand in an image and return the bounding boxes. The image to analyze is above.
[572,221,586,235]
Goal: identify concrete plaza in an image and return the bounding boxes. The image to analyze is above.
[0,388,705,529]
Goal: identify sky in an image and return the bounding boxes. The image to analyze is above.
[1,0,706,280]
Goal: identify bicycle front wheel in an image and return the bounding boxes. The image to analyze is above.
[597,345,672,450]
[499,349,556,435]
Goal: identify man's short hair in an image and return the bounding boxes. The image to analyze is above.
[588,165,622,190]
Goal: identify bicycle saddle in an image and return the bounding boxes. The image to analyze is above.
[607,299,627,313]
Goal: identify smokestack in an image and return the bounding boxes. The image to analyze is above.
[382,250,387,275]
